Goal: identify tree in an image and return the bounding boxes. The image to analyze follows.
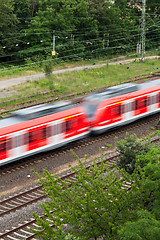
[32,154,143,240]
[14,0,31,30]
[118,144,160,239]
[115,133,150,174]
[0,0,18,56]
[29,0,40,17]
[23,0,97,60]
[32,136,160,239]
[118,210,160,240]
[137,145,160,219]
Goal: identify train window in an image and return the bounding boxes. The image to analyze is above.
[46,125,53,138]
[57,123,62,134]
[11,137,17,148]
[24,133,29,145]
[55,125,58,135]
[28,129,46,143]
[127,103,130,112]
[131,101,135,111]
[61,122,66,133]
[29,132,34,143]
[0,140,6,153]
[152,95,156,104]
[156,94,160,103]
[57,122,66,134]
[121,104,125,114]
[112,105,121,116]
[6,138,12,150]
[138,99,144,108]
[42,127,47,139]
[8,137,17,148]
[18,133,29,146]
[144,97,147,107]
[133,97,152,109]
[66,120,71,132]
[35,129,43,141]
[135,100,138,110]
[117,105,121,115]
[147,96,151,106]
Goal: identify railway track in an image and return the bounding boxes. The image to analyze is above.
[0,151,118,240]
[0,72,160,116]
[0,113,159,239]
[0,151,117,219]
[0,133,160,239]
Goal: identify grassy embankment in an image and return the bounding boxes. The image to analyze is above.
[0,57,159,113]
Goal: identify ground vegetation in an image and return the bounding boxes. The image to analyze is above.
[32,134,160,239]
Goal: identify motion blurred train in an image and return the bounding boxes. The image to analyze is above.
[0,79,160,166]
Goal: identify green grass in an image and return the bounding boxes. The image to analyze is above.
[0,49,158,80]
[0,58,159,113]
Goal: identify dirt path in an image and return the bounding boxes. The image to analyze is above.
[0,56,159,91]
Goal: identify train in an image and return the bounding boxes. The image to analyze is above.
[0,78,160,166]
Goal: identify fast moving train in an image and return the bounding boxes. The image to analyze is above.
[0,79,160,166]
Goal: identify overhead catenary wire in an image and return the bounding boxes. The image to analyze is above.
[1,24,158,53]
[0,35,159,67]
[0,34,141,59]
[0,25,159,60]
[0,40,159,73]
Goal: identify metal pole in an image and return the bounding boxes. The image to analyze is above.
[71,34,74,45]
[53,34,55,52]
[141,0,146,60]
[52,32,56,55]
[103,34,105,49]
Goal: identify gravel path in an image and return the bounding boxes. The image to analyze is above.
[0,56,159,90]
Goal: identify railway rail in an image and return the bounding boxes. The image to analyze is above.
[0,71,160,116]
[0,112,159,239]
[0,151,117,219]
[0,133,159,240]
[0,151,118,240]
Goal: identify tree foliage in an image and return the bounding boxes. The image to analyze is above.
[0,0,18,55]
[32,135,160,239]
[115,133,150,174]
[32,153,143,240]
[0,0,159,67]
[118,210,160,240]
[14,0,31,30]
[118,143,160,239]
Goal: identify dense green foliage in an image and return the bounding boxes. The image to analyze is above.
[119,143,160,239]
[0,0,18,55]
[32,135,160,239]
[115,133,150,174]
[0,0,159,68]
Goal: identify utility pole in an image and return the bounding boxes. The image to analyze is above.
[107,33,109,47]
[52,32,56,55]
[71,34,75,45]
[141,0,146,60]
[103,34,105,49]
